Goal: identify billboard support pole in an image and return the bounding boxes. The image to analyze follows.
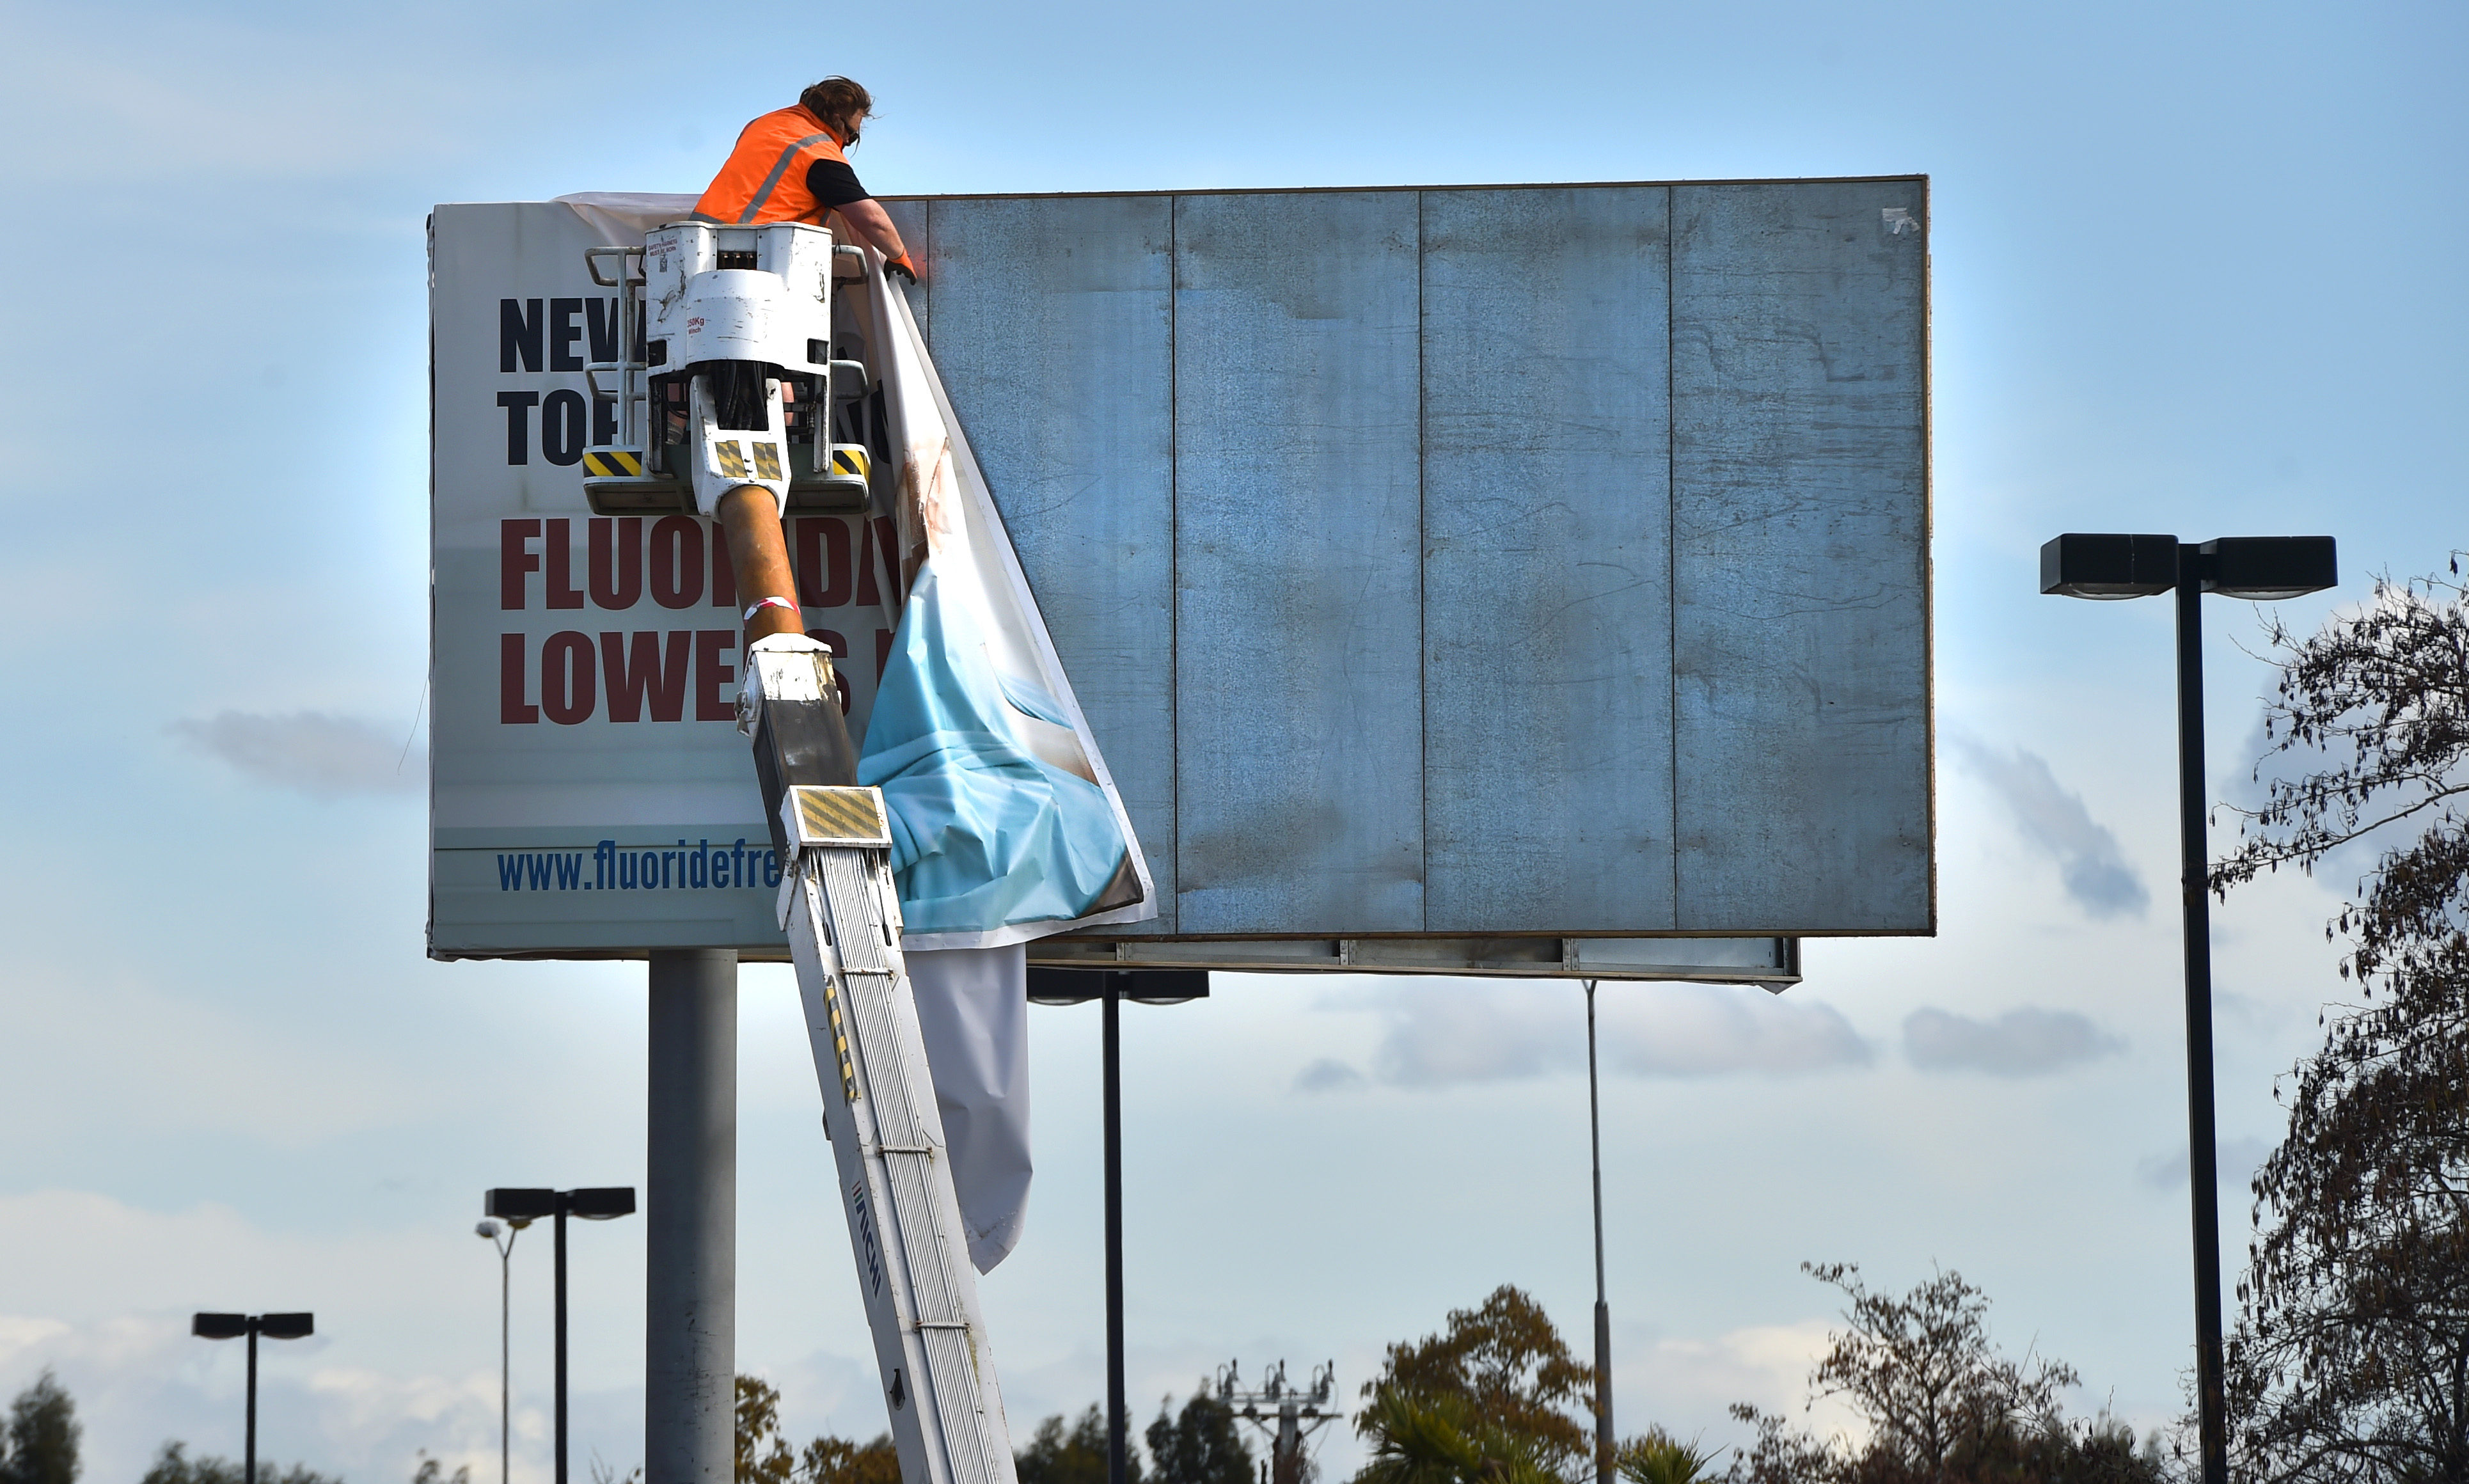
[647,949,738,1484]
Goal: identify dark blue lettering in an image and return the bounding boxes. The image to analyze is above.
[585,298,621,363]
[500,299,544,373]
[550,297,585,371]
[497,391,539,466]
[498,855,523,890]
[542,390,586,466]
[555,853,582,890]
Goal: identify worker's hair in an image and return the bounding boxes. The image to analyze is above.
[800,77,874,144]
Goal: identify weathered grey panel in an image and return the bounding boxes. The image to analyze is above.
[922,196,1182,934]
[1420,187,1679,932]
[1668,182,1931,931]
[1172,192,1426,934]
[880,201,930,343]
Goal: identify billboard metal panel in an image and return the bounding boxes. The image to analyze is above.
[1420,186,1677,933]
[429,176,1931,965]
[1668,182,1933,930]
[1171,191,1430,936]
[913,196,1183,936]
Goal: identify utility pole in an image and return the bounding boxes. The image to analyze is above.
[1218,1361,1337,1484]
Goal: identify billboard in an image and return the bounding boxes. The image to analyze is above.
[429,178,1930,968]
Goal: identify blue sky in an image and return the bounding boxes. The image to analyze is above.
[0,1,2461,1480]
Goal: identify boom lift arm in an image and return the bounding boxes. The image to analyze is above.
[584,221,1020,1484]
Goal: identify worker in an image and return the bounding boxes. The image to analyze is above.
[693,77,919,283]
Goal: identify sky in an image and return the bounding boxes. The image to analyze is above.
[0,1,2462,1481]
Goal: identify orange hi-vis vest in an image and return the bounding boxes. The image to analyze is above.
[691,106,850,226]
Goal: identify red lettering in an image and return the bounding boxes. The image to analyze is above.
[876,518,904,604]
[855,517,883,607]
[710,520,738,608]
[590,517,643,609]
[544,518,583,608]
[649,516,706,609]
[796,517,855,608]
[601,630,690,723]
[500,633,537,723]
[694,630,738,721]
[540,632,596,725]
[501,519,540,610]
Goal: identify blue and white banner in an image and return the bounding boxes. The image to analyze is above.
[851,259,1156,951]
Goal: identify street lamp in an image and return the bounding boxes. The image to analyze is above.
[191,1311,315,1484]
[477,1219,527,1484]
[486,1188,636,1484]
[1584,979,1612,1484]
[2040,532,2337,1484]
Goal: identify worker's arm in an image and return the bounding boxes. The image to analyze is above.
[807,157,914,277]
[835,198,911,272]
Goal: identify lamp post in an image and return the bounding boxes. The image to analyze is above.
[1584,980,1613,1484]
[191,1311,315,1484]
[487,1187,638,1484]
[2039,532,2337,1484]
[477,1218,528,1484]
[1023,967,1210,1484]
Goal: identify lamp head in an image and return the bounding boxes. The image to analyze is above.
[258,1313,314,1341]
[191,1313,248,1341]
[2039,533,2179,599]
[485,1188,557,1222]
[475,1220,501,1240]
[567,1187,637,1221]
[2202,536,2337,600]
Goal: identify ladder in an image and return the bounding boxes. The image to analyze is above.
[741,636,1020,1484]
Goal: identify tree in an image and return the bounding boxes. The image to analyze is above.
[1355,1385,1561,1484]
[2211,558,2469,1482]
[1147,1391,1253,1484]
[409,1455,471,1484]
[736,1374,896,1484]
[1614,1432,1723,1484]
[0,1373,78,1484]
[1357,1286,1597,1483]
[1723,1263,2166,1484]
[138,1441,343,1484]
[1017,1407,1144,1484]
[739,1375,796,1484]
[794,1435,899,1484]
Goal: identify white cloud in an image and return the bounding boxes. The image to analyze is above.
[1353,981,1869,1089]
[2136,1136,2271,1192]
[1950,738,2149,918]
[172,711,421,799]
[1902,1007,2126,1076]
[1292,1058,1367,1093]
[1598,984,1873,1079]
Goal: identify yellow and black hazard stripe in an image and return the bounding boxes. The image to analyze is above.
[714,440,746,478]
[821,977,859,1104]
[829,444,871,482]
[750,441,784,481]
[793,785,892,847]
[581,448,643,477]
